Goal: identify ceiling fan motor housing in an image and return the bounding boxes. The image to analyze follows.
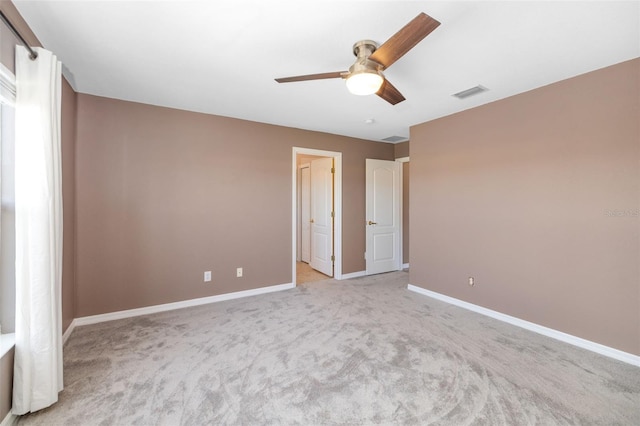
[352,40,379,58]
[349,39,383,76]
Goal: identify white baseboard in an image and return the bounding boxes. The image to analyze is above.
[340,270,366,280]
[407,284,640,367]
[69,282,295,331]
[402,263,409,269]
[1,412,16,426]
[62,321,76,345]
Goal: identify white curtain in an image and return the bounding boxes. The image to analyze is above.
[12,46,63,415]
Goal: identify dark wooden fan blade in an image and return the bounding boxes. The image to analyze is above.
[376,79,405,105]
[275,71,347,83]
[369,12,440,69]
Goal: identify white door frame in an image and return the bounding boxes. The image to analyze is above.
[292,147,342,285]
[396,156,409,269]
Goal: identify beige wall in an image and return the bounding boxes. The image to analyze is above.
[410,58,640,355]
[0,0,30,73]
[61,79,76,332]
[297,155,327,167]
[394,141,409,159]
[75,94,393,317]
[0,348,13,420]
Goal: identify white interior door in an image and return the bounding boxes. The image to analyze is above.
[301,166,311,263]
[366,159,400,275]
[310,157,333,276]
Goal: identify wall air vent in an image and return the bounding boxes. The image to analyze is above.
[453,85,488,99]
[382,135,408,143]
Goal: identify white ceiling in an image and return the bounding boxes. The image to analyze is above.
[13,1,640,143]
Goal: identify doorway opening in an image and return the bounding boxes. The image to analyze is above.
[292,148,342,286]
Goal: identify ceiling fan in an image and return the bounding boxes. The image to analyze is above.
[275,12,440,105]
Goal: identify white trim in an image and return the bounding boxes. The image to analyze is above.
[0,63,16,105]
[339,270,366,280]
[407,284,640,367]
[292,148,343,285]
[0,333,15,358]
[1,412,16,426]
[72,282,295,328]
[395,157,409,273]
[62,321,76,344]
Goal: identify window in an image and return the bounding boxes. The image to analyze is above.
[0,63,16,340]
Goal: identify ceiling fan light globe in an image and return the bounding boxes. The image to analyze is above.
[346,71,383,96]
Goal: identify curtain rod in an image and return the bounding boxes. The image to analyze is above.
[0,10,38,60]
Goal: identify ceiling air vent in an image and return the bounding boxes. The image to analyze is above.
[382,135,408,143]
[452,85,488,99]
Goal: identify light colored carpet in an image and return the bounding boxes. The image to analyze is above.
[17,271,640,425]
[296,261,330,284]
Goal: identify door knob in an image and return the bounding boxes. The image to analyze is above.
[368,221,377,225]
[310,219,315,223]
